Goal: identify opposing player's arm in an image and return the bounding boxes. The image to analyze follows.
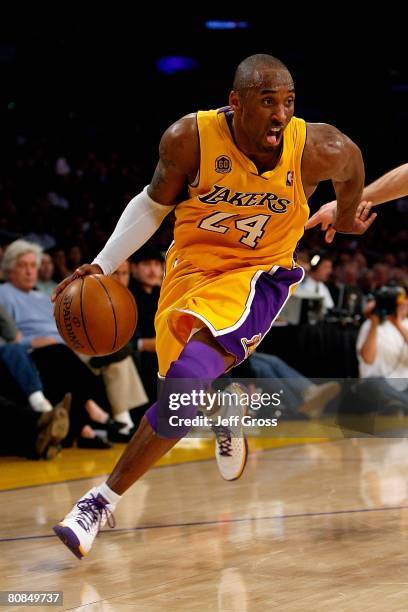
[148,113,199,205]
[305,162,408,242]
[302,123,365,233]
[362,163,408,205]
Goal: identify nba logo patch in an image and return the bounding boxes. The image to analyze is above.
[215,155,232,174]
[286,170,294,187]
[241,334,262,358]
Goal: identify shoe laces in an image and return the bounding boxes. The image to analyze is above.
[76,494,116,532]
[213,425,232,457]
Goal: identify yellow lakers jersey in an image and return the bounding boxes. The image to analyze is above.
[173,107,309,272]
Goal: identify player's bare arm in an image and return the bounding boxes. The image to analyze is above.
[362,162,408,205]
[302,123,364,229]
[310,162,408,232]
[353,163,408,226]
[302,123,376,242]
[148,113,199,204]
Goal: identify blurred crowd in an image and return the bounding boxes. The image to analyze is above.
[0,137,407,460]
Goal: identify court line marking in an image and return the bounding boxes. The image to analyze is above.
[0,457,217,494]
[257,456,376,462]
[0,448,393,494]
[2,504,408,544]
[0,443,313,493]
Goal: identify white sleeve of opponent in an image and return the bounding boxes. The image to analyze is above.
[92,186,175,275]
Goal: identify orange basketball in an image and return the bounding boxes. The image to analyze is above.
[54,274,138,355]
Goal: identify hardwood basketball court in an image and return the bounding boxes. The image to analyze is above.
[2,434,408,610]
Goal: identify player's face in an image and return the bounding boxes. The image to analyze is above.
[9,252,39,291]
[231,69,295,154]
[132,259,163,288]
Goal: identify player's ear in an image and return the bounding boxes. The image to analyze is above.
[229,90,241,111]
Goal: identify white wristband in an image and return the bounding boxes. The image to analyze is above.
[92,186,174,275]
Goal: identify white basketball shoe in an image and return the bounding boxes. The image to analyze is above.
[53,487,116,559]
[212,383,248,481]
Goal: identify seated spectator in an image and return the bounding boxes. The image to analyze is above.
[329,261,364,318]
[372,263,391,290]
[297,252,334,313]
[66,245,83,275]
[0,393,71,460]
[0,304,53,412]
[85,259,149,440]
[360,269,376,295]
[50,248,70,282]
[0,239,115,448]
[235,352,340,419]
[129,247,164,403]
[36,252,57,297]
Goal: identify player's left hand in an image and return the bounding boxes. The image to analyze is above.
[305,201,337,242]
[306,200,377,243]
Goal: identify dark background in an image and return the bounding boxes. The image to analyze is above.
[1,13,407,256]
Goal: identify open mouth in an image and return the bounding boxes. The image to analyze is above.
[266,127,282,145]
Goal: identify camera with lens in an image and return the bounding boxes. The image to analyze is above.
[371,285,406,323]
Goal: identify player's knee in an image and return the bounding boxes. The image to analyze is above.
[191,328,234,369]
[149,338,229,438]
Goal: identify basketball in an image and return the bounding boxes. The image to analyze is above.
[54,274,138,355]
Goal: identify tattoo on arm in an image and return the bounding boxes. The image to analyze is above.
[150,158,176,191]
[148,114,199,203]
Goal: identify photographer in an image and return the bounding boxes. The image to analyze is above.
[355,285,408,410]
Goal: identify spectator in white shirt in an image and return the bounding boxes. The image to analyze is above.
[344,285,408,420]
[297,253,334,312]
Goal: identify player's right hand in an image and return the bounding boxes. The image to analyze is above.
[51,264,103,303]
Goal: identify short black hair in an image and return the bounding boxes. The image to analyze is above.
[131,246,164,264]
[233,54,291,94]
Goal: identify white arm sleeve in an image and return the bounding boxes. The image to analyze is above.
[92,186,175,275]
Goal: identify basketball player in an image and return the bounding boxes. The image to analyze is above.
[306,162,408,241]
[51,54,375,559]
